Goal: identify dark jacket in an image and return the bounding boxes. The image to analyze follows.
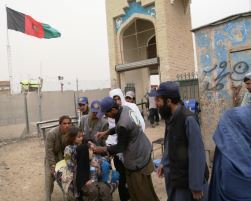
[168,106,208,188]
[80,113,109,146]
[108,106,152,171]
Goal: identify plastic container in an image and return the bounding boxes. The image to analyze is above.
[153,159,161,170]
[90,166,98,182]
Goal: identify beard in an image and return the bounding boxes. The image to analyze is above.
[159,106,172,120]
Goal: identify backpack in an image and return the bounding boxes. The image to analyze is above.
[183,99,201,124]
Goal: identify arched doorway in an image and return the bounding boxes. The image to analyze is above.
[122,19,156,63]
[119,19,159,101]
[147,35,159,85]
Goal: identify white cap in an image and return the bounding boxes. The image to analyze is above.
[125,91,135,99]
[244,72,251,82]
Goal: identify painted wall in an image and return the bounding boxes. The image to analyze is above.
[194,15,251,150]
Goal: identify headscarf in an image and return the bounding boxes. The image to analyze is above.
[109,88,145,131]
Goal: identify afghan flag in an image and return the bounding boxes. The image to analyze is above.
[6,7,61,39]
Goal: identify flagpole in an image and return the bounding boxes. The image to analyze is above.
[5,5,14,94]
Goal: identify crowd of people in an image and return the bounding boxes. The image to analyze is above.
[44,72,251,201]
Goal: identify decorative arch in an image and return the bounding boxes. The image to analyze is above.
[117,13,156,37]
[114,1,156,32]
[116,14,156,64]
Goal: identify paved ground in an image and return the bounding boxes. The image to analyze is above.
[0,121,167,201]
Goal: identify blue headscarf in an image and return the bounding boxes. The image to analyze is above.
[209,105,251,201]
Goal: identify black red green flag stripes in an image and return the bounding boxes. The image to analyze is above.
[6,7,61,39]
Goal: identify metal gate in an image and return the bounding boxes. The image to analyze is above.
[124,83,136,94]
[176,72,199,101]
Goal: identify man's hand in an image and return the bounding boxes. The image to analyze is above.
[50,165,56,175]
[95,131,108,140]
[157,164,164,178]
[192,191,204,200]
[93,146,107,154]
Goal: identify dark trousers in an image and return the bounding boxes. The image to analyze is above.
[149,108,159,125]
[114,155,130,201]
[125,159,159,201]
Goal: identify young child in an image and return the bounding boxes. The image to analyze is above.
[64,127,83,171]
[80,154,119,201]
[89,142,119,193]
[58,130,119,201]
[55,127,84,200]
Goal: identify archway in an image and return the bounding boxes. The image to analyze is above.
[122,19,156,63]
[147,36,157,59]
[118,18,159,102]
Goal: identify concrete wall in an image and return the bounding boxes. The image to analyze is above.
[120,68,150,101]
[0,89,110,139]
[194,14,251,150]
[38,91,76,121]
[0,94,25,126]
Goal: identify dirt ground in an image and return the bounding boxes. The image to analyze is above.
[0,122,167,201]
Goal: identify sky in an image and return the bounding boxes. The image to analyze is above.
[0,0,250,93]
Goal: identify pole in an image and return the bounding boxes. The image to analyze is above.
[38,62,43,121]
[38,77,43,121]
[75,78,79,103]
[73,92,78,118]
[24,92,30,135]
[5,5,14,94]
[61,82,64,92]
[76,78,79,98]
[58,76,64,92]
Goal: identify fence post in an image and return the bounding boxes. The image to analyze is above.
[38,90,42,122]
[73,92,77,117]
[24,92,30,135]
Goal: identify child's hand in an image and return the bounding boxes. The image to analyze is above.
[89,148,94,159]
[50,165,56,175]
[85,180,93,186]
[96,167,101,175]
[88,141,96,150]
